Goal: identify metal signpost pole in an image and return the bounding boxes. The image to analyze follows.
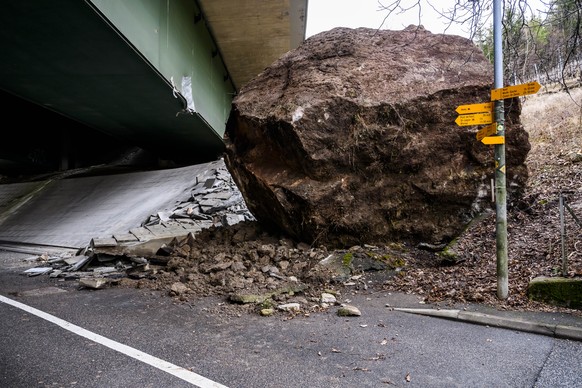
[493,0,508,299]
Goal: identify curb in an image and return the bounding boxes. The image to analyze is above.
[393,308,582,342]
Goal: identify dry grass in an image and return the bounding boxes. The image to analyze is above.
[522,88,581,215]
[522,87,582,173]
[384,86,582,314]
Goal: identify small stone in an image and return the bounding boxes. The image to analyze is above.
[260,308,275,316]
[337,305,361,317]
[229,293,266,304]
[320,292,337,304]
[79,278,109,289]
[170,282,190,296]
[277,302,301,312]
[567,151,582,163]
[231,261,246,271]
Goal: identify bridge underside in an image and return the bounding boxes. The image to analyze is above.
[0,0,228,173]
[0,0,307,176]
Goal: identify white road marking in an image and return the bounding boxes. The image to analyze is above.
[0,294,228,388]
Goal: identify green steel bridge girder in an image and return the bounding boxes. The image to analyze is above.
[0,0,236,164]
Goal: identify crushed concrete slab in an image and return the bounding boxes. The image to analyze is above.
[23,267,53,276]
[64,256,85,265]
[144,224,180,238]
[69,256,91,271]
[129,227,155,241]
[112,233,139,243]
[91,237,117,248]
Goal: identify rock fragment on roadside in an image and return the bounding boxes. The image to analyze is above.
[337,305,361,317]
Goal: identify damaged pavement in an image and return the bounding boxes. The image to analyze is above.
[16,158,409,317]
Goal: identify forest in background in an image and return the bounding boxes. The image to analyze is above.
[381,0,581,89]
[475,0,581,88]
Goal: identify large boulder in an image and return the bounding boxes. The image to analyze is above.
[224,26,530,247]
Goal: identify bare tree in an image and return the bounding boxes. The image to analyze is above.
[377,0,582,89]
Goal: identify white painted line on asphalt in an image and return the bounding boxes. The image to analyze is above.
[0,294,228,388]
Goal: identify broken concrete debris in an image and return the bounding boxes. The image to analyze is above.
[86,159,253,249]
[21,216,408,315]
[23,267,52,276]
[78,278,111,289]
[21,159,252,285]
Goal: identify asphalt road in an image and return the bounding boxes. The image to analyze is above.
[1,250,582,388]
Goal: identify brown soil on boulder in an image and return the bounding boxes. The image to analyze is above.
[224,26,529,248]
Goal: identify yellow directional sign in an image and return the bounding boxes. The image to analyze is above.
[456,102,494,114]
[491,81,541,101]
[476,123,497,141]
[455,111,493,126]
[481,136,505,145]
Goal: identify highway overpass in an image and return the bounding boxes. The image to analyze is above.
[0,0,307,175]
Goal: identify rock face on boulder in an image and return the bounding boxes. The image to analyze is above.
[224,26,530,248]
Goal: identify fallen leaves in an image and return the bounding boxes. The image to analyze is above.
[382,90,582,316]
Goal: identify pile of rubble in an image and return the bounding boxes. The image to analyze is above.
[18,158,419,316]
[22,219,416,317]
[22,158,256,282]
[79,159,256,248]
[141,160,254,231]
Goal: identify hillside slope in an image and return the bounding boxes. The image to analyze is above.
[386,87,582,312]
